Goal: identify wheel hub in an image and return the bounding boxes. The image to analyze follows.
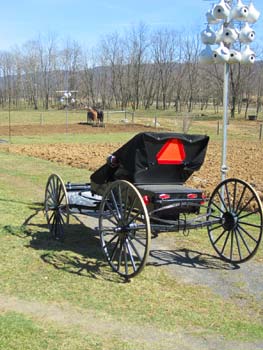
[114,224,135,239]
[222,211,238,231]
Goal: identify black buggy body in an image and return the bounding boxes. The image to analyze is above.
[91,132,209,220]
[44,131,263,279]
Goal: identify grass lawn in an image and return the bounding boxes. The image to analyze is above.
[0,127,262,349]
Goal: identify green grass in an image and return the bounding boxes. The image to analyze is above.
[0,106,262,161]
[0,312,137,350]
[1,131,139,145]
[0,109,87,126]
[0,149,262,347]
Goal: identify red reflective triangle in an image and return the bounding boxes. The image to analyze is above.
[156,139,185,165]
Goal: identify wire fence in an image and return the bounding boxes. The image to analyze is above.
[0,108,262,140]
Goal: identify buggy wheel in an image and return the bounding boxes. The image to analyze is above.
[207,178,263,263]
[44,173,69,240]
[99,180,151,279]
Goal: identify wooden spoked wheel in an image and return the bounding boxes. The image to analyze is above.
[44,174,69,240]
[99,180,151,279]
[207,178,263,263]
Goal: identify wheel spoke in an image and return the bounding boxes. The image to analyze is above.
[100,226,117,234]
[126,195,137,220]
[101,211,118,226]
[210,200,225,215]
[46,188,55,203]
[209,213,223,220]
[235,186,247,213]
[47,211,55,226]
[132,235,146,247]
[212,228,227,245]
[238,221,262,229]
[56,215,64,237]
[123,187,130,220]
[209,223,224,232]
[238,209,259,220]
[123,241,129,275]
[127,236,142,262]
[237,224,258,244]
[234,228,242,261]
[118,184,124,218]
[208,178,262,263]
[217,189,228,212]
[50,220,57,235]
[236,226,252,254]
[105,200,119,224]
[109,237,120,262]
[220,230,231,255]
[58,210,66,225]
[51,214,58,236]
[56,182,62,204]
[230,230,234,261]
[99,180,150,278]
[51,176,57,202]
[117,240,124,271]
[103,233,119,248]
[125,239,137,272]
[225,181,232,211]
[237,195,255,216]
[110,190,121,220]
[126,210,142,226]
[44,174,68,240]
[46,196,54,208]
[232,180,237,212]
[57,185,66,206]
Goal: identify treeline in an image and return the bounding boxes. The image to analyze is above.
[0,23,263,118]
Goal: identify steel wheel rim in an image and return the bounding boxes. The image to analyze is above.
[207,178,263,263]
[99,180,151,278]
[44,173,69,240]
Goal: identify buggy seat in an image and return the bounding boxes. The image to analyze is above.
[91,132,209,195]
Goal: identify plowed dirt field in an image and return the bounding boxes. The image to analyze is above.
[1,123,263,199]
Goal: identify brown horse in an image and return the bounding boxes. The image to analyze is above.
[87,107,98,123]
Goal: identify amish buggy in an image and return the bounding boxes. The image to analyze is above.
[44,132,262,279]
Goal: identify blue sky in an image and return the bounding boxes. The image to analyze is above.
[1,0,263,50]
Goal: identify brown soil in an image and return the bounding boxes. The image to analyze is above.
[1,123,263,198]
[0,122,161,136]
[4,142,263,200]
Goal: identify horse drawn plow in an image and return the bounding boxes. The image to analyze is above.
[44,132,263,279]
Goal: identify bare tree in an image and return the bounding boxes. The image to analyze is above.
[36,33,58,109]
[0,24,263,117]
[99,32,127,108]
[60,38,82,92]
[0,51,16,108]
[126,23,149,110]
[20,40,41,109]
[151,28,179,109]
[181,34,201,112]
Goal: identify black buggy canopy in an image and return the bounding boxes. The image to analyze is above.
[91,132,209,194]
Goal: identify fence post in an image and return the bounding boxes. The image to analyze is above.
[259,124,263,141]
[132,112,134,123]
[217,120,220,135]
